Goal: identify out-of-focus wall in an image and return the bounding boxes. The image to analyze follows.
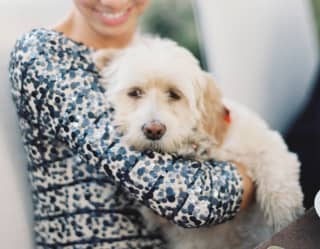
[196,0,318,132]
[0,1,71,248]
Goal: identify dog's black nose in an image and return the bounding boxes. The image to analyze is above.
[142,121,166,140]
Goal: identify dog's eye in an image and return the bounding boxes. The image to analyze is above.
[128,88,144,98]
[168,89,181,101]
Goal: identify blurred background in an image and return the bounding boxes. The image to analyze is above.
[312,0,320,39]
[0,0,319,248]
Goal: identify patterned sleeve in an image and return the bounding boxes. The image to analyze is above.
[9,30,243,228]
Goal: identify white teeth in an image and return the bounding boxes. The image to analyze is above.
[102,10,126,19]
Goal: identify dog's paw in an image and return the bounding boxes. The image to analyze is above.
[260,191,305,232]
[176,144,197,159]
[269,205,305,232]
[193,135,219,160]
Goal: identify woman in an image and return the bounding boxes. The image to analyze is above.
[9,0,254,248]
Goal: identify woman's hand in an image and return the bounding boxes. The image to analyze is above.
[231,161,255,210]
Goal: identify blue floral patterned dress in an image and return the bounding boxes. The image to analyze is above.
[9,28,243,249]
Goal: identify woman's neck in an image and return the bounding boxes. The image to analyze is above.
[53,9,135,49]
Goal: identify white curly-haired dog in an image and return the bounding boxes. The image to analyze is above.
[94,36,304,249]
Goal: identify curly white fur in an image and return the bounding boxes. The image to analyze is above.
[94,36,304,249]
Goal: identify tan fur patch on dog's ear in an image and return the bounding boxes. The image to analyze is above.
[93,48,118,71]
[198,73,229,146]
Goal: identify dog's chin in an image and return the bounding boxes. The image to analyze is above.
[122,131,185,154]
[138,140,166,153]
[126,137,171,153]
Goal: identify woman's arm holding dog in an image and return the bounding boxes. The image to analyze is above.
[231,161,255,210]
[9,32,247,228]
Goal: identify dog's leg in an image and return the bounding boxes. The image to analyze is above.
[222,100,305,232]
[253,134,305,231]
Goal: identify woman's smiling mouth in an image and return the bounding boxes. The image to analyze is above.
[95,7,132,26]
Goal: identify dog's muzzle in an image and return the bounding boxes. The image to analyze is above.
[142,120,166,140]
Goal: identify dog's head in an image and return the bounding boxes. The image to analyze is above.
[95,37,229,152]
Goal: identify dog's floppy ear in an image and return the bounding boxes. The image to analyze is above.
[197,73,229,146]
[93,48,119,71]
